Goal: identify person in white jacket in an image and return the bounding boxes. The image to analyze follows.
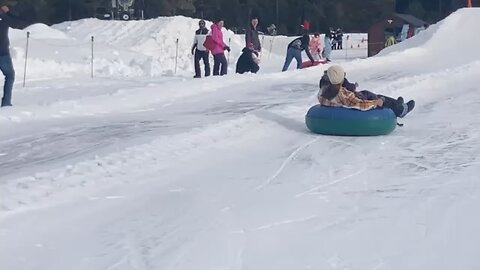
[191,19,210,78]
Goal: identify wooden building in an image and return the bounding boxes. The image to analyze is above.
[368,13,427,57]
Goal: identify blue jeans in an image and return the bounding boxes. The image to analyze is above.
[0,55,15,106]
[282,47,302,71]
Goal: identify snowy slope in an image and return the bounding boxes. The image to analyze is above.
[1,8,480,270]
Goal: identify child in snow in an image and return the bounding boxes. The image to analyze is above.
[322,28,333,62]
[309,32,323,61]
[236,43,260,74]
[318,65,415,118]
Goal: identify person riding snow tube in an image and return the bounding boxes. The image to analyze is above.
[306,65,415,136]
[305,105,397,136]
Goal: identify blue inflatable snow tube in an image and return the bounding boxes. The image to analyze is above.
[305,105,397,136]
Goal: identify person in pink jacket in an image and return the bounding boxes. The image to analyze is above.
[210,18,230,76]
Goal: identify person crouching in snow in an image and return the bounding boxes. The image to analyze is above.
[281,24,315,71]
[318,65,415,118]
[210,18,230,76]
[236,43,260,74]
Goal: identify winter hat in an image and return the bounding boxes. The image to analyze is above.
[327,65,345,85]
[301,20,310,31]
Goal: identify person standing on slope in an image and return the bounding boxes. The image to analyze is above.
[191,19,210,78]
[335,28,343,50]
[210,18,230,76]
[0,5,21,107]
[322,27,333,62]
[245,16,261,53]
[281,23,314,71]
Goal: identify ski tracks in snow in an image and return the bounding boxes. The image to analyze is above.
[255,137,320,190]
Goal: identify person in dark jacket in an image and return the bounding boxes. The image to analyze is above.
[335,28,343,50]
[0,5,20,107]
[236,43,260,74]
[245,17,261,52]
[281,26,314,71]
[191,19,210,78]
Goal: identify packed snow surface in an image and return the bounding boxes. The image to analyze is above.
[1,8,480,270]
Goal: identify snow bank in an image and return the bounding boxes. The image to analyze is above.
[9,16,367,80]
[377,8,480,68]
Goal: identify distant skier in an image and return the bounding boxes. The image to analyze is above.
[209,18,230,76]
[245,16,261,53]
[236,43,260,74]
[191,19,210,78]
[281,23,315,71]
[318,65,415,118]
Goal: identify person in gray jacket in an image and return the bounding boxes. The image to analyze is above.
[245,17,261,52]
[191,19,210,78]
[0,5,22,107]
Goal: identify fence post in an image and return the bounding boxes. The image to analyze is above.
[268,36,275,59]
[260,35,265,60]
[227,37,231,64]
[345,35,349,60]
[91,36,94,78]
[175,38,179,74]
[23,31,30,88]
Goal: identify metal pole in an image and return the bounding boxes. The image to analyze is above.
[276,0,279,25]
[268,36,275,60]
[23,32,30,88]
[174,38,179,74]
[227,38,231,64]
[91,36,94,78]
[345,35,348,60]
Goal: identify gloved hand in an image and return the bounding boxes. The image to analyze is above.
[224,46,231,52]
[191,48,195,55]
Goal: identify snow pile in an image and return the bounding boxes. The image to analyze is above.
[8,16,366,80]
[4,9,480,270]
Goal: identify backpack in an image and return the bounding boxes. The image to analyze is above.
[203,35,215,51]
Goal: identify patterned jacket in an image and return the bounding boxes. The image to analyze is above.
[318,86,378,111]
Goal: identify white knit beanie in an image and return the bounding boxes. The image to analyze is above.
[327,65,345,85]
